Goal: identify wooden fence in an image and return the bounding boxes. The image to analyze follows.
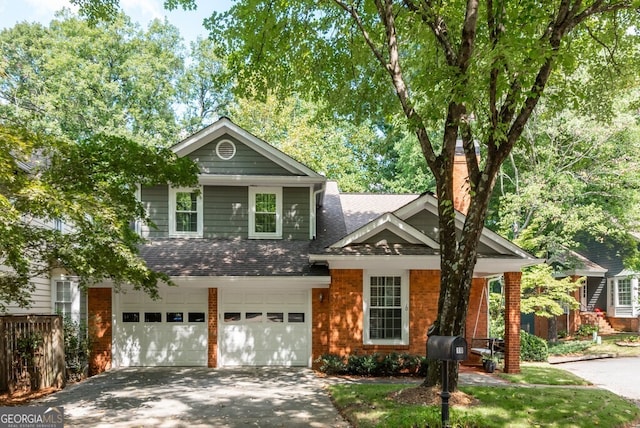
[0,315,65,393]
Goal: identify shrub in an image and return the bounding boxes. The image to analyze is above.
[398,353,421,374]
[379,352,401,376]
[520,330,549,361]
[576,324,598,337]
[548,340,593,356]
[316,352,428,377]
[63,316,91,381]
[315,354,347,375]
[347,353,381,376]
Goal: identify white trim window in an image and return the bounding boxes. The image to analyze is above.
[617,278,632,306]
[169,187,203,237]
[249,187,282,239]
[53,279,81,323]
[363,272,409,345]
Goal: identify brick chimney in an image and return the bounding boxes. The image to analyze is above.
[452,139,479,215]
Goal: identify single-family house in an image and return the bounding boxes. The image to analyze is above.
[538,233,640,337]
[3,118,541,375]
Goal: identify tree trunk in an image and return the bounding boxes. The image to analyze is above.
[548,316,558,344]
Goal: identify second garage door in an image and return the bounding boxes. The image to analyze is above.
[219,289,310,367]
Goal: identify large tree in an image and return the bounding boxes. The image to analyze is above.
[0,126,198,311]
[493,97,640,267]
[205,1,640,388]
[0,11,185,144]
[0,12,201,309]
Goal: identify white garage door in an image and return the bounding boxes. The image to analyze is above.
[219,289,310,366]
[113,287,208,367]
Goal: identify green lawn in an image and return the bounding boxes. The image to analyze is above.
[550,333,640,358]
[329,383,640,427]
[498,364,590,385]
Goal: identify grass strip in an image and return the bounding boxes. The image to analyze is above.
[329,383,640,428]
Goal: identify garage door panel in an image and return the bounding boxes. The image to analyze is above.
[219,289,310,367]
[114,288,208,367]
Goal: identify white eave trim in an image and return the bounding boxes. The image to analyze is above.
[330,213,439,248]
[172,118,324,178]
[197,174,326,187]
[90,275,331,289]
[172,276,331,288]
[309,254,543,276]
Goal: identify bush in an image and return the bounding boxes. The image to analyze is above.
[316,352,428,377]
[576,324,598,337]
[315,354,346,375]
[63,316,91,381]
[548,340,593,356]
[347,353,381,376]
[520,330,549,362]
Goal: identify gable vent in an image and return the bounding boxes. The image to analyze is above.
[216,140,236,160]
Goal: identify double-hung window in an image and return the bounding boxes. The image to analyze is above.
[55,281,73,318]
[363,273,409,345]
[249,187,282,239]
[53,279,83,324]
[169,187,203,237]
[617,278,632,306]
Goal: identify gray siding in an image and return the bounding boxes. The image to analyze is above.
[140,184,312,240]
[406,211,439,240]
[141,185,169,238]
[3,273,51,314]
[189,136,295,176]
[283,187,310,240]
[406,210,500,254]
[364,230,411,245]
[204,186,249,239]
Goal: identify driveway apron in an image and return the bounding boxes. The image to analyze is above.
[35,367,349,428]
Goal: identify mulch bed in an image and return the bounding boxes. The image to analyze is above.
[0,387,60,406]
[389,385,479,407]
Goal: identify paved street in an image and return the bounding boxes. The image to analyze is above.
[559,356,640,404]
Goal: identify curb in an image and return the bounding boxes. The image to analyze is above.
[548,354,616,364]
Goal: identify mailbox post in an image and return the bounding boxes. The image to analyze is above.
[426,335,467,428]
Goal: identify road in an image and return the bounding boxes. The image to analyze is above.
[559,356,640,404]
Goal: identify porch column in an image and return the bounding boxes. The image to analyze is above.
[504,271,522,374]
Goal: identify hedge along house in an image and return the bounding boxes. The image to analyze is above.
[86,118,540,375]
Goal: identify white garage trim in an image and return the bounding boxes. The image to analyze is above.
[218,288,312,367]
[112,287,208,367]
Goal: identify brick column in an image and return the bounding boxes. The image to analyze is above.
[88,288,112,376]
[504,271,522,374]
[208,288,218,368]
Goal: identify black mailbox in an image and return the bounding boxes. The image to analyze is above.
[427,335,468,361]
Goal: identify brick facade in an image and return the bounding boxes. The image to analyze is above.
[311,288,330,368]
[88,288,112,375]
[208,288,218,368]
[503,271,522,374]
[312,269,489,364]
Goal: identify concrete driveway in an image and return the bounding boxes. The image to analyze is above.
[35,367,349,428]
[559,356,640,405]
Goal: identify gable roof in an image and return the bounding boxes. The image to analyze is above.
[311,191,541,276]
[171,117,324,179]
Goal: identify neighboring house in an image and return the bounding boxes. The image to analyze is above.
[1,160,85,327]
[4,118,541,375]
[541,234,640,337]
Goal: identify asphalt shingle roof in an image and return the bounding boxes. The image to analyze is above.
[140,238,328,277]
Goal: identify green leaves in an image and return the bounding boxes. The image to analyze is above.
[0,126,198,308]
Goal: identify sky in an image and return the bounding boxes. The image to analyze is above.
[0,0,233,43]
